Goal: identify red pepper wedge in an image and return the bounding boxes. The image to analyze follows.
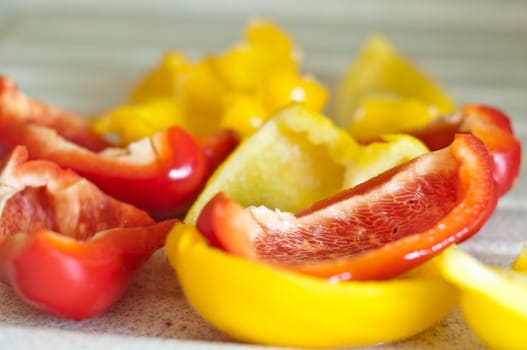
[0,76,110,152]
[0,146,177,320]
[410,104,521,196]
[0,77,211,218]
[197,134,497,281]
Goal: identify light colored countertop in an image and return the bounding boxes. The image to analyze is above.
[1,0,526,349]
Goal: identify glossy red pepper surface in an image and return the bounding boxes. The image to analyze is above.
[0,146,177,320]
[410,104,521,196]
[0,76,212,218]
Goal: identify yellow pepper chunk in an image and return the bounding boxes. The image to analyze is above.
[439,246,527,349]
[512,243,527,271]
[91,98,184,144]
[185,105,428,225]
[220,94,267,139]
[213,19,298,91]
[129,52,188,104]
[347,96,436,141]
[333,36,455,139]
[261,70,328,113]
[176,58,226,136]
[92,20,327,143]
[166,223,457,348]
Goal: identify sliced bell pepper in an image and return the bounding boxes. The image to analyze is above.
[184,104,428,225]
[0,78,211,218]
[410,104,522,196]
[332,36,455,132]
[346,96,438,142]
[0,146,177,320]
[166,223,457,348]
[196,134,497,281]
[438,246,527,349]
[92,20,327,143]
[0,76,110,151]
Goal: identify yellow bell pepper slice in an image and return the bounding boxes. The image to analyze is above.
[343,133,429,188]
[333,36,455,138]
[185,104,353,224]
[439,246,527,349]
[347,96,437,141]
[185,104,428,225]
[166,223,457,348]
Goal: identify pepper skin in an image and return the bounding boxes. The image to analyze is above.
[410,104,522,197]
[0,146,177,320]
[0,77,210,218]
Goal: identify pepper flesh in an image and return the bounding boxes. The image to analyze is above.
[0,77,210,218]
[0,146,177,320]
[197,134,497,281]
[184,104,429,225]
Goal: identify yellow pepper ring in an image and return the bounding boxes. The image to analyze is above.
[167,223,458,348]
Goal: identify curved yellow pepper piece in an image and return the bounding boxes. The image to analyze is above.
[439,246,527,349]
[185,104,428,224]
[512,243,527,271]
[166,223,457,348]
[333,36,455,139]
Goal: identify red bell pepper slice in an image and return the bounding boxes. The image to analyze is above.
[197,134,497,281]
[0,76,110,152]
[0,77,211,218]
[410,104,521,196]
[0,146,177,320]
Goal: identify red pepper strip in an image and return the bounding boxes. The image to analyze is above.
[0,75,110,152]
[0,123,208,218]
[410,104,521,196]
[0,87,208,219]
[197,134,497,281]
[0,146,177,320]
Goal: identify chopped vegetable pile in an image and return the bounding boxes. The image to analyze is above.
[0,19,523,348]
